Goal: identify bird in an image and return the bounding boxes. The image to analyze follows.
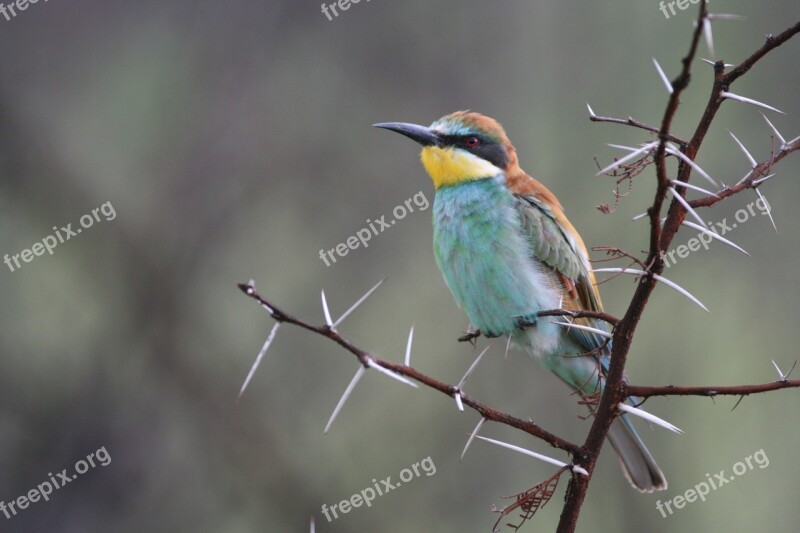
[374,111,667,492]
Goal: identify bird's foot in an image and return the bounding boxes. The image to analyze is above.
[514,313,539,330]
[458,328,504,344]
[457,330,482,344]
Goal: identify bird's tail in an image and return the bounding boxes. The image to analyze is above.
[518,331,667,491]
[607,415,668,492]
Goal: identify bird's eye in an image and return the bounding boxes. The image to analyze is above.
[465,136,480,147]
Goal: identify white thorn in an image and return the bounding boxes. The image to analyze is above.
[554,321,613,338]
[460,417,486,461]
[755,189,777,234]
[699,58,735,68]
[573,465,590,476]
[246,279,276,315]
[474,435,588,476]
[761,114,786,147]
[669,187,709,230]
[708,13,746,21]
[457,346,490,389]
[722,92,785,115]
[332,278,387,328]
[321,290,333,327]
[238,323,281,399]
[785,360,798,381]
[652,273,710,312]
[634,213,667,223]
[324,366,365,434]
[404,325,414,367]
[681,220,750,256]
[607,143,640,152]
[771,360,785,381]
[703,18,714,58]
[504,335,513,360]
[455,393,464,412]
[665,144,717,186]
[652,58,673,94]
[752,173,777,186]
[736,170,753,186]
[596,141,658,176]
[618,403,684,434]
[586,103,596,118]
[592,267,709,312]
[310,517,315,533]
[366,359,418,388]
[670,180,719,198]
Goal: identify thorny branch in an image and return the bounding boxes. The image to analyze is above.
[626,380,800,400]
[588,112,688,147]
[556,7,800,533]
[238,7,800,533]
[237,282,582,455]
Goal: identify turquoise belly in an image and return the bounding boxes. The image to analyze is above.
[432,178,559,339]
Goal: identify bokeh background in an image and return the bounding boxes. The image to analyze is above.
[1,1,799,532]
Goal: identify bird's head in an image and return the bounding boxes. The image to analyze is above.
[374,111,521,189]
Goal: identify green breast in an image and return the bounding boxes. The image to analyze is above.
[432,178,560,339]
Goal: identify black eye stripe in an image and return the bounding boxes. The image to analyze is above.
[440,134,509,169]
[473,144,509,169]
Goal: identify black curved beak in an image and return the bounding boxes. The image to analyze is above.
[373,122,441,147]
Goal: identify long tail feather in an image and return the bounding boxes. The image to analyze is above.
[607,415,668,492]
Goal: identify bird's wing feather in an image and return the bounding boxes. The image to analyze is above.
[508,174,611,360]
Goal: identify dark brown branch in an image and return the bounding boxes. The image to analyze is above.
[689,137,800,209]
[724,20,800,84]
[558,4,707,531]
[237,282,582,455]
[589,114,688,147]
[557,9,800,533]
[626,380,800,399]
[661,20,800,249]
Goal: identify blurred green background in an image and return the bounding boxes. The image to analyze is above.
[1,1,798,532]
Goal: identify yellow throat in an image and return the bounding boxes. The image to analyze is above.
[420,146,503,189]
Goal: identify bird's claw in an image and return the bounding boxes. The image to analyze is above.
[458,330,482,344]
[515,314,538,329]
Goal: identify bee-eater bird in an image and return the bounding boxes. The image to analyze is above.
[374,111,667,492]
